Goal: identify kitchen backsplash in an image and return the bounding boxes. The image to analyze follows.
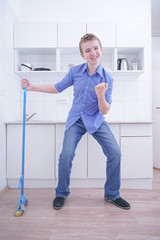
[20,74,151,123]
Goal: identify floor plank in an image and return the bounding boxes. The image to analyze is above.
[0,169,160,240]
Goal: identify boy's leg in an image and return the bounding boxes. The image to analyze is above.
[92,121,121,200]
[55,119,87,199]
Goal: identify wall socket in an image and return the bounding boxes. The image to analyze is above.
[59,98,68,104]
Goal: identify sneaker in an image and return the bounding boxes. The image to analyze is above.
[53,197,65,210]
[105,197,130,210]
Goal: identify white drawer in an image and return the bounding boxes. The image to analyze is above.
[108,124,120,144]
[121,123,152,136]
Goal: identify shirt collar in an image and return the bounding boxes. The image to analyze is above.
[83,63,103,77]
[96,63,103,77]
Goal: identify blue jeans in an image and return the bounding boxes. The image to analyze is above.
[56,119,121,200]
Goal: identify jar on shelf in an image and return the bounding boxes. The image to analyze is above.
[131,59,138,70]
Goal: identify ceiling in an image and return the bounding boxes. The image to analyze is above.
[152,0,160,36]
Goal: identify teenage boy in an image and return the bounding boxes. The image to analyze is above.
[21,33,130,210]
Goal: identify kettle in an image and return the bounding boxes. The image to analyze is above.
[117,58,129,71]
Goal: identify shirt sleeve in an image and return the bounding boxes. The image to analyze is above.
[105,74,113,105]
[55,68,74,93]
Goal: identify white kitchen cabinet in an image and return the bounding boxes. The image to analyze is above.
[58,22,86,48]
[55,124,87,179]
[120,124,153,179]
[116,22,148,47]
[88,124,119,178]
[121,137,152,178]
[116,22,147,74]
[14,22,57,48]
[87,22,116,47]
[120,123,152,137]
[6,122,153,189]
[7,124,55,179]
[13,21,145,79]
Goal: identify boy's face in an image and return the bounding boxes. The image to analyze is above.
[80,40,102,66]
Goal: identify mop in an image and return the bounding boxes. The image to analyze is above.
[14,88,28,217]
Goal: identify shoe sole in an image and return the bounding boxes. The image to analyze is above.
[53,199,65,210]
[104,199,130,210]
[53,205,63,210]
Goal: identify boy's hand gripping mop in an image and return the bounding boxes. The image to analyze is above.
[15,88,28,217]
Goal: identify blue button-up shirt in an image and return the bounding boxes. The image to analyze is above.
[55,63,113,134]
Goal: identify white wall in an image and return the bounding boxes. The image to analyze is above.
[0,0,21,191]
[17,0,150,23]
[152,37,160,168]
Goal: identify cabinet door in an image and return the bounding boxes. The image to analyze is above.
[14,22,57,48]
[7,125,55,179]
[121,137,152,179]
[55,124,87,178]
[116,22,147,47]
[87,22,116,47]
[58,22,86,47]
[25,125,55,178]
[88,124,119,178]
[7,125,22,178]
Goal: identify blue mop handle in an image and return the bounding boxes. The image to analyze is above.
[21,87,27,196]
[18,88,27,195]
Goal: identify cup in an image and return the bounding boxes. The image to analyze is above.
[66,64,74,70]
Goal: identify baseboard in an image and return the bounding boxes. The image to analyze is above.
[7,178,152,190]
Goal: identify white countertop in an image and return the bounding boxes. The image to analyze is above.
[5,121,153,125]
[5,121,65,125]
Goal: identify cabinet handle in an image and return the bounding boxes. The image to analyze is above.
[156,107,160,109]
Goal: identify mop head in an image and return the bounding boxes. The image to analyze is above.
[14,209,24,217]
[14,197,28,217]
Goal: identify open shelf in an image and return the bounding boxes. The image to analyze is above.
[14,47,145,80]
[117,47,144,71]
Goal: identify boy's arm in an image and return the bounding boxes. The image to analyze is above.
[95,83,110,115]
[21,78,59,93]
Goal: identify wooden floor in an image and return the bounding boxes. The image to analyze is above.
[0,169,160,240]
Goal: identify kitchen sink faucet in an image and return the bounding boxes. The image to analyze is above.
[26,113,37,121]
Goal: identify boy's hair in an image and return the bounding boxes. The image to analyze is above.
[79,33,102,54]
